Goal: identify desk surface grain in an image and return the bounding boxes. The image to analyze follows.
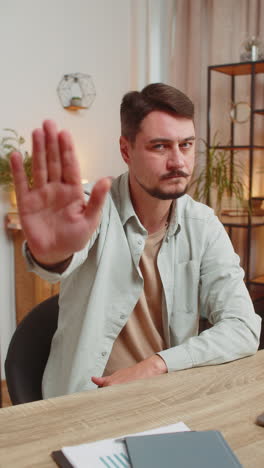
[0,351,264,467]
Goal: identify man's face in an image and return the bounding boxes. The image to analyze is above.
[120,111,195,200]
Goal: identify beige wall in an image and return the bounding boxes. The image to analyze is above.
[0,0,131,375]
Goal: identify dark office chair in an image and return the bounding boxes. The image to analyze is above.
[5,294,59,405]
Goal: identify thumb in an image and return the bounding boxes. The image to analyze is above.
[84,177,112,221]
[91,376,106,387]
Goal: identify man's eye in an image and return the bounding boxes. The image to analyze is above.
[153,143,165,150]
[180,141,192,149]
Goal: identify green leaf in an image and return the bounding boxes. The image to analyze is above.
[0,129,32,189]
[190,132,246,211]
[3,128,18,136]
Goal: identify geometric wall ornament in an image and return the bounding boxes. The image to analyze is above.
[57,73,96,110]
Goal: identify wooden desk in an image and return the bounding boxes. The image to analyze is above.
[0,351,264,467]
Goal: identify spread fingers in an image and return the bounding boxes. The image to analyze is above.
[32,128,47,187]
[43,120,62,182]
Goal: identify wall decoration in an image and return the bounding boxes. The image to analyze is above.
[230,101,251,124]
[57,73,96,110]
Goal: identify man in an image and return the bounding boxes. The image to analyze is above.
[11,83,261,398]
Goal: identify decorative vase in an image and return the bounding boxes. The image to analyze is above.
[240,36,264,61]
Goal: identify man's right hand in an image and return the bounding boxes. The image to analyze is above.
[10,120,111,267]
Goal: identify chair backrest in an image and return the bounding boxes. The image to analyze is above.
[5,294,59,405]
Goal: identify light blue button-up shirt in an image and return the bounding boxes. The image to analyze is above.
[24,172,261,398]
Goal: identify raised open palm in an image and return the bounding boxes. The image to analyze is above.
[11,120,111,266]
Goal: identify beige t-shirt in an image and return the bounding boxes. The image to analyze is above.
[103,225,166,376]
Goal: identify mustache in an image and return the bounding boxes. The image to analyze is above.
[160,170,190,180]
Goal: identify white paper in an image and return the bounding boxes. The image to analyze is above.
[61,421,190,468]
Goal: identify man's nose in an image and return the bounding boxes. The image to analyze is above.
[166,146,185,170]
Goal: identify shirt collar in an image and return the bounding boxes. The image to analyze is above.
[111,172,137,226]
[111,172,184,236]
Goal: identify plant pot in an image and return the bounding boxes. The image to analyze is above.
[70,97,82,107]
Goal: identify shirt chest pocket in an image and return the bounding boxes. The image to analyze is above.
[173,260,200,314]
[165,260,200,345]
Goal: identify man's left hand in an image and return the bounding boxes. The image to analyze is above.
[91,355,167,387]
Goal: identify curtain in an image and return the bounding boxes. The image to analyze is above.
[131,0,264,280]
[166,0,264,140]
[131,0,264,139]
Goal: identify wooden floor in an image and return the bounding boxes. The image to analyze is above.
[1,380,12,407]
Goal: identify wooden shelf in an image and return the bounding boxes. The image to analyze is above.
[250,275,264,285]
[249,286,264,305]
[221,209,264,227]
[254,109,264,115]
[209,145,264,150]
[221,218,264,227]
[64,105,88,111]
[209,60,264,76]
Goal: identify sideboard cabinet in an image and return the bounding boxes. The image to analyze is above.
[6,213,60,324]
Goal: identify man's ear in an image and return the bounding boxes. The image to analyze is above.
[119,136,131,165]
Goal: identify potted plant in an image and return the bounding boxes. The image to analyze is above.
[0,128,32,206]
[70,96,83,107]
[190,134,247,214]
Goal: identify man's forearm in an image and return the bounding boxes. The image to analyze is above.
[158,311,261,373]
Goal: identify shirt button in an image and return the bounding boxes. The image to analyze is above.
[120,314,126,319]
[137,239,142,245]
[101,351,107,357]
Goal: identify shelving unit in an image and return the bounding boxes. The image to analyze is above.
[207,60,264,307]
[64,105,88,111]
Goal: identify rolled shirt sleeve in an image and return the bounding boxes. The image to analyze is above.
[158,214,261,372]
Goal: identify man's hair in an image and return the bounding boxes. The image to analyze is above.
[120,83,194,143]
